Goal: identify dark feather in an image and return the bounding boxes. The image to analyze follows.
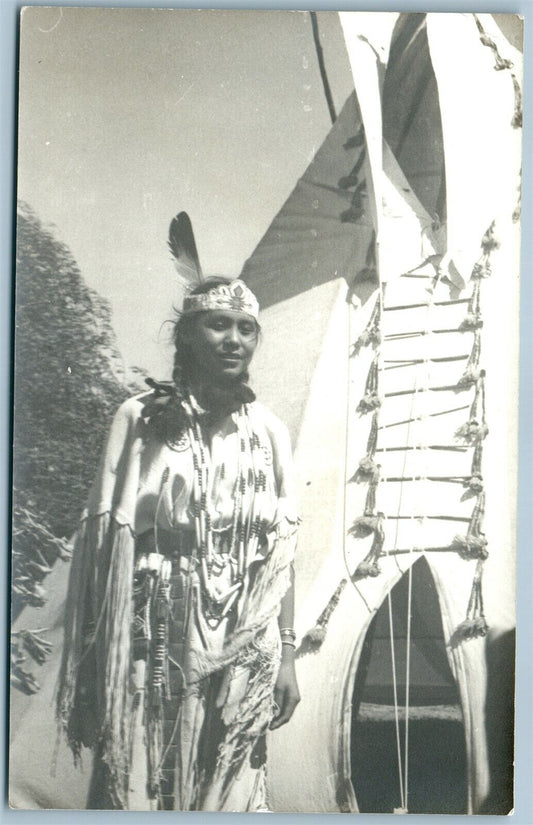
[168,212,203,287]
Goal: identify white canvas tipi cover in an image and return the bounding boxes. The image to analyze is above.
[241,12,521,813]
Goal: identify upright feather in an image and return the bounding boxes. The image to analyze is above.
[168,212,203,291]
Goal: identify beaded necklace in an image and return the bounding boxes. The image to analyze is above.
[181,394,270,624]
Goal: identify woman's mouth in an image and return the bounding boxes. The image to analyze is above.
[218,354,241,364]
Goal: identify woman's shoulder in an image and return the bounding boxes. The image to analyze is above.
[112,390,156,425]
[116,390,153,413]
[248,401,291,444]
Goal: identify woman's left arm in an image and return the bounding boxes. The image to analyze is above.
[270,563,301,730]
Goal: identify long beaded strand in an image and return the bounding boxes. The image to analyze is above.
[181,397,260,621]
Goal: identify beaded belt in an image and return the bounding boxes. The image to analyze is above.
[132,529,194,662]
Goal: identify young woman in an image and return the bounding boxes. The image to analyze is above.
[56,275,300,811]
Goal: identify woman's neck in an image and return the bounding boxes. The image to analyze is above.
[189,378,236,406]
[186,377,255,418]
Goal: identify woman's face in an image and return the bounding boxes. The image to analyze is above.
[186,310,259,383]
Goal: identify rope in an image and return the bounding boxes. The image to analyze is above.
[367,281,406,808]
[387,589,405,811]
[379,405,470,430]
[310,12,337,125]
[386,266,442,812]
[404,563,413,810]
[384,355,468,370]
[386,307,420,814]
[376,444,468,452]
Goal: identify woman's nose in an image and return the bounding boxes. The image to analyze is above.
[224,325,240,347]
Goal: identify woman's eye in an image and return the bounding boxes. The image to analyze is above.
[239,325,256,337]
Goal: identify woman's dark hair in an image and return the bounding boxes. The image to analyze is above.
[171,277,260,390]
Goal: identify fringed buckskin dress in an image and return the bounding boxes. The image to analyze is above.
[56,387,298,811]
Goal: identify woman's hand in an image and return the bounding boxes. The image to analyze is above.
[269,646,300,730]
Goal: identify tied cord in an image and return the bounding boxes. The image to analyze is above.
[142,377,256,445]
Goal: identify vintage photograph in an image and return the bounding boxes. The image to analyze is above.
[10,8,522,813]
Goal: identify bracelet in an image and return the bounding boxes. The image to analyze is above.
[281,639,296,648]
[279,627,296,641]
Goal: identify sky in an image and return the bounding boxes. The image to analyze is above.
[17,8,355,378]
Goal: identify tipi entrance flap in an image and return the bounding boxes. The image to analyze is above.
[351,559,468,814]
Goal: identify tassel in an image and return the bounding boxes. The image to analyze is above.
[471,220,499,280]
[460,280,482,332]
[298,579,347,655]
[451,534,488,561]
[481,221,500,253]
[456,374,488,443]
[456,420,488,444]
[453,616,489,642]
[350,298,381,355]
[451,493,488,560]
[350,327,381,353]
[511,75,523,128]
[350,455,380,484]
[349,513,383,538]
[457,367,481,389]
[349,513,385,580]
[354,559,381,579]
[465,473,484,494]
[357,392,381,413]
[457,333,481,388]
[455,418,489,444]
[460,313,483,332]
[493,53,513,70]
[357,358,381,413]
[451,561,489,645]
[351,412,381,483]
[466,443,485,493]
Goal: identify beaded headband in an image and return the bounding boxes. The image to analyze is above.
[182,279,260,320]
